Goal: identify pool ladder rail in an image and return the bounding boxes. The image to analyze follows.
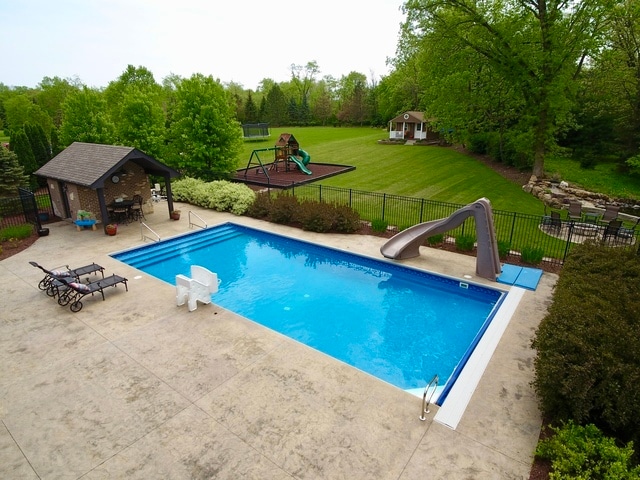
[188,211,207,230]
[140,222,160,242]
[419,374,439,421]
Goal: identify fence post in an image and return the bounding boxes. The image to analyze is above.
[319,184,322,203]
[349,189,352,208]
[382,193,387,221]
[509,212,517,245]
[420,199,424,223]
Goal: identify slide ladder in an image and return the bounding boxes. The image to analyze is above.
[380,198,501,281]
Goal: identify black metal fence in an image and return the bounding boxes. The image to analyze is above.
[285,184,640,268]
[0,189,56,230]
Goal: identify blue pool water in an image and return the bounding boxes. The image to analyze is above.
[112,223,505,399]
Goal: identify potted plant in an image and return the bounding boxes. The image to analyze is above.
[171,210,181,220]
[105,223,118,236]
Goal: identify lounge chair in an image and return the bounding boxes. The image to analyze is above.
[601,205,620,223]
[542,210,563,234]
[30,261,104,292]
[58,274,129,312]
[618,218,640,240]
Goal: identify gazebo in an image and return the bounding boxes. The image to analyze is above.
[35,142,180,234]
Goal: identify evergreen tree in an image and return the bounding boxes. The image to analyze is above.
[0,146,29,197]
[264,85,288,126]
[243,92,259,123]
[24,123,51,168]
[10,129,37,183]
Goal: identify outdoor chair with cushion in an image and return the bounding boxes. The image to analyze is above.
[618,218,640,241]
[56,274,129,312]
[30,261,104,292]
[542,210,563,234]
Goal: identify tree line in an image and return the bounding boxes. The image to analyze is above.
[1,0,639,192]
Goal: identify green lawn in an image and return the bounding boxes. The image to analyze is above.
[239,127,545,215]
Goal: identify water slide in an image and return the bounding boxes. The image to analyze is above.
[380,198,502,281]
[289,149,312,174]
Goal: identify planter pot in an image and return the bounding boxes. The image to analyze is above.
[38,212,50,222]
[37,228,49,237]
[105,225,118,236]
[171,212,181,220]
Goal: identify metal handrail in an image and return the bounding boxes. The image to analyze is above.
[188,210,207,230]
[140,222,160,242]
[419,374,439,421]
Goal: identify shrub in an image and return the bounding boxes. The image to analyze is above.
[269,194,300,224]
[371,218,388,233]
[0,224,33,241]
[535,421,640,479]
[170,177,255,215]
[532,243,640,449]
[426,233,444,246]
[298,201,335,232]
[332,204,361,233]
[497,240,511,259]
[246,192,272,219]
[455,234,475,252]
[520,245,544,264]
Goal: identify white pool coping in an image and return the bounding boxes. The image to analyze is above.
[433,286,526,430]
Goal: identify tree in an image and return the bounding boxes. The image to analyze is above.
[168,74,242,181]
[24,123,51,170]
[59,87,115,146]
[401,0,613,176]
[243,91,259,123]
[36,76,81,127]
[0,146,29,197]
[263,84,289,126]
[4,94,52,136]
[10,129,36,185]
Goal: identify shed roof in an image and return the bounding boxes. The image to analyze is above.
[35,142,179,188]
[389,111,425,123]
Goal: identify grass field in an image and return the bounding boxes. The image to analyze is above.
[239,127,545,215]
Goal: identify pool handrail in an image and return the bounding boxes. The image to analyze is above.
[188,211,207,230]
[419,374,439,421]
[140,222,160,242]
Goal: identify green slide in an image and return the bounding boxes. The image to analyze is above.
[289,150,312,175]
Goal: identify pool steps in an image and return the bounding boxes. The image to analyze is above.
[116,225,243,269]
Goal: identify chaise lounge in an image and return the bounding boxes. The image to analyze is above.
[57,274,129,312]
[29,261,104,293]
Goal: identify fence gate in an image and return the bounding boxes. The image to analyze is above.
[18,187,49,236]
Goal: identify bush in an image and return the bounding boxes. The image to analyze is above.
[497,240,511,259]
[535,421,640,479]
[170,177,255,215]
[332,204,361,233]
[426,233,444,246]
[0,224,33,241]
[455,234,475,252]
[246,192,271,219]
[298,201,335,232]
[520,245,544,264]
[532,243,640,449]
[371,218,388,233]
[269,194,301,224]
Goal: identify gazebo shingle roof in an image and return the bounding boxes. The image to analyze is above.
[35,142,179,188]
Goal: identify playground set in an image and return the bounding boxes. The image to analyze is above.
[243,133,312,177]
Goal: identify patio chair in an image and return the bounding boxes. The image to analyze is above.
[601,219,622,244]
[130,194,146,221]
[542,210,563,234]
[618,218,640,241]
[29,261,104,292]
[566,202,582,222]
[58,274,129,312]
[600,205,620,223]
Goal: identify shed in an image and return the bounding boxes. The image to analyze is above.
[388,111,441,142]
[35,142,180,234]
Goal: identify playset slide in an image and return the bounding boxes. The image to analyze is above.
[380,198,502,281]
[288,149,312,175]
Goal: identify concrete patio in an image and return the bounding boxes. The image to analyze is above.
[0,202,557,479]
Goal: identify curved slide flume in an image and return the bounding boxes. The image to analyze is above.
[380,198,502,281]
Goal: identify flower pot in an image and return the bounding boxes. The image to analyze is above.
[105,225,118,236]
[171,212,181,220]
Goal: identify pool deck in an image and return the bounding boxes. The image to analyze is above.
[0,203,557,479]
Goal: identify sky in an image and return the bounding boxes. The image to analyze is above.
[2,0,406,90]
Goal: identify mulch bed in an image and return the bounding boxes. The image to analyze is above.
[232,162,355,189]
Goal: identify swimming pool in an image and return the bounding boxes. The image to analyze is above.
[112,223,506,404]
